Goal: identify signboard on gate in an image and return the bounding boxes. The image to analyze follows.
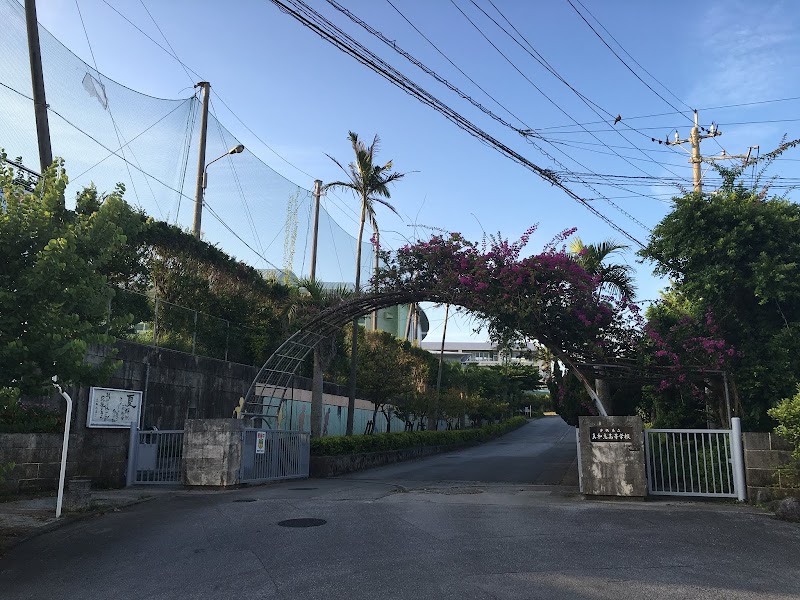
[86,387,142,428]
[256,431,266,454]
[589,426,633,442]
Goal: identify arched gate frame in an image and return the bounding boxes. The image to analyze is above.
[241,290,608,425]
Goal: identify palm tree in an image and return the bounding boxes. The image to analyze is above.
[569,237,636,300]
[324,132,405,435]
[568,238,636,415]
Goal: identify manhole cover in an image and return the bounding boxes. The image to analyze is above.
[232,498,258,503]
[288,487,318,491]
[277,518,327,528]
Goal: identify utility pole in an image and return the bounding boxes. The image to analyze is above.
[372,228,379,331]
[666,110,721,193]
[309,179,323,439]
[192,82,211,238]
[309,180,322,280]
[25,0,52,174]
[431,303,450,431]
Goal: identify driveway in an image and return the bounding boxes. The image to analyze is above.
[1,418,798,599]
[347,415,578,485]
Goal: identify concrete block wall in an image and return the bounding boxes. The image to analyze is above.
[742,432,798,502]
[0,431,127,495]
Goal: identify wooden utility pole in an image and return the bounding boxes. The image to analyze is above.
[309,179,323,438]
[192,82,210,238]
[309,180,322,280]
[666,110,721,193]
[25,0,52,173]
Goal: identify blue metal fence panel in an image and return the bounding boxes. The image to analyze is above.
[131,429,184,485]
[239,429,310,483]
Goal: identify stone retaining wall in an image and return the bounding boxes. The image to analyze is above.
[742,432,798,503]
[0,431,127,495]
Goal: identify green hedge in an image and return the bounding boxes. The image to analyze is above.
[311,416,528,456]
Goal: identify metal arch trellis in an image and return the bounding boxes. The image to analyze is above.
[240,284,620,425]
[241,289,455,426]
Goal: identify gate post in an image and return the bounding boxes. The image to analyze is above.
[578,415,647,498]
[575,427,583,493]
[126,422,139,487]
[730,417,747,502]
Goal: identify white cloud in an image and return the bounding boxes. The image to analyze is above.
[688,1,797,106]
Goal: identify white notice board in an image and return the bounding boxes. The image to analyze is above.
[87,387,142,428]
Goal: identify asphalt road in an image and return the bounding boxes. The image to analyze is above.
[2,418,799,599]
[347,415,578,485]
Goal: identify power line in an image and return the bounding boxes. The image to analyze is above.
[325,0,526,136]
[457,0,691,185]
[267,0,645,247]
[385,0,528,129]
[566,0,694,119]
[510,96,800,133]
[446,0,673,222]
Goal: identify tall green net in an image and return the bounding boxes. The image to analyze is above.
[0,0,374,284]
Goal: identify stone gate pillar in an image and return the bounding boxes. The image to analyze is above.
[183,419,244,487]
[578,415,646,498]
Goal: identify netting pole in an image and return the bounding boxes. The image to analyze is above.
[310,180,322,280]
[225,320,230,362]
[192,310,198,355]
[192,82,210,238]
[24,0,53,173]
[153,296,159,348]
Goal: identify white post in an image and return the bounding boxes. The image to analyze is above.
[730,417,747,502]
[126,422,139,487]
[575,427,583,494]
[52,380,73,519]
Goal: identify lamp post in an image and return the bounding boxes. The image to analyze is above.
[192,144,245,238]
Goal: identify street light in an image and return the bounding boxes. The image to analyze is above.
[193,144,245,237]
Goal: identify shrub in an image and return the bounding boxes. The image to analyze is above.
[768,387,800,463]
[768,388,800,488]
[311,416,526,456]
[0,462,15,484]
[0,388,64,433]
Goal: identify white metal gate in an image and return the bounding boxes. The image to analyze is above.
[239,429,310,483]
[126,425,184,485]
[644,418,746,500]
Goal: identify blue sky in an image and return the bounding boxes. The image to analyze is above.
[12,0,800,341]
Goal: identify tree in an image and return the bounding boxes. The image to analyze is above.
[330,328,431,433]
[292,278,352,438]
[569,237,636,300]
[324,132,405,435]
[0,158,142,398]
[640,176,800,430]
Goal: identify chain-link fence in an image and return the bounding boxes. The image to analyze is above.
[109,287,270,365]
